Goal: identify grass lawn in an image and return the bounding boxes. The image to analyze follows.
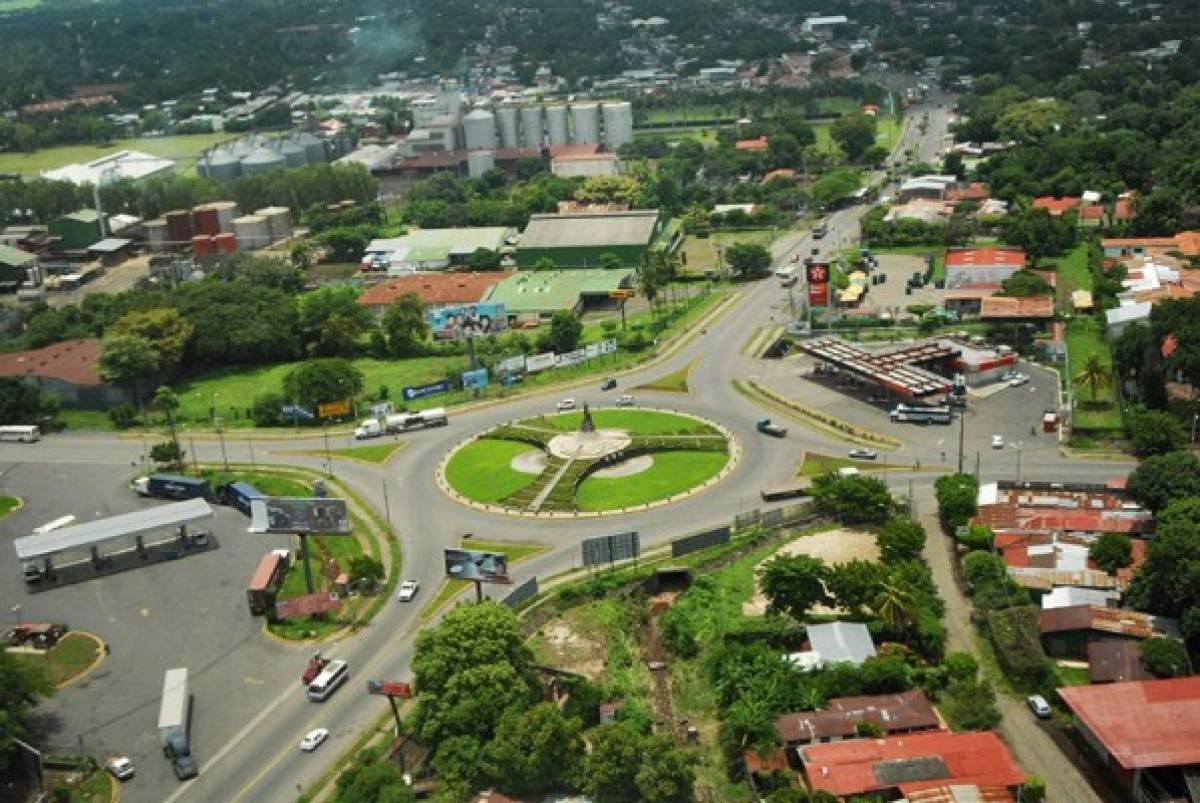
[0,132,232,177]
[199,469,311,497]
[815,97,862,116]
[445,439,541,504]
[642,104,737,125]
[277,533,364,600]
[680,230,776,273]
[1047,244,1091,307]
[59,409,117,432]
[539,409,718,435]
[636,359,696,393]
[814,116,902,154]
[797,451,907,477]
[11,633,100,687]
[575,450,729,511]
[61,768,113,803]
[0,496,19,518]
[322,442,406,464]
[1065,317,1123,433]
[1054,663,1091,687]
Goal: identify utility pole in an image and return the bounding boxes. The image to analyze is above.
[957,409,965,474]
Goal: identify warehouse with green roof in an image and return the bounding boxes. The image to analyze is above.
[515,210,679,269]
[364,227,515,272]
[484,269,635,318]
[0,244,36,290]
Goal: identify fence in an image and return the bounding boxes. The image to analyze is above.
[503,577,539,610]
[670,526,731,558]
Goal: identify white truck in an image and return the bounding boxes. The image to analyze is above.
[158,668,190,758]
[384,408,448,433]
[353,419,382,440]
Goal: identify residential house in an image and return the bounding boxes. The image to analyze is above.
[1039,604,1176,660]
[735,136,769,152]
[774,690,941,748]
[1032,196,1080,217]
[1087,641,1153,684]
[787,622,876,671]
[356,272,512,317]
[1100,231,1200,258]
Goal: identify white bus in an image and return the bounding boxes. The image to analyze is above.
[0,425,40,443]
[890,404,952,425]
[307,659,349,702]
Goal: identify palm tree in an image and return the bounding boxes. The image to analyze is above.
[1073,354,1112,402]
[874,580,918,637]
[154,385,182,465]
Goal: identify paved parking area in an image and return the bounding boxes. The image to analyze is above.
[0,462,302,802]
[852,254,944,320]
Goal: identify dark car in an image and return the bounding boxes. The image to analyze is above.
[756,418,788,438]
[172,752,199,780]
[600,378,617,391]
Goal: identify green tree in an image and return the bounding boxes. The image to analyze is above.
[380,293,428,357]
[876,516,926,563]
[534,257,557,272]
[348,555,384,589]
[759,554,831,620]
[0,377,56,425]
[289,240,316,272]
[1089,533,1133,576]
[583,722,644,803]
[941,676,1001,730]
[332,747,418,803]
[431,735,485,795]
[0,650,52,776]
[466,247,503,271]
[1140,638,1190,678]
[1126,452,1200,513]
[599,252,624,271]
[934,474,978,530]
[485,703,585,797]
[826,560,886,616]
[109,308,193,372]
[1125,408,1185,456]
[811,474,894,525]
[1021,776,1047,803]
[537,310,583,353]
[997,270,1053,297]
[97,334,161,395]
[154,385,181,459]
[874,579,918,637]
[635,735,697,803]
[725,242,772,279]
[282,358,365,410]
[830,115,878,160]
[1127,496,1200,623]
[316,225,371,263]
[298,286,374,357]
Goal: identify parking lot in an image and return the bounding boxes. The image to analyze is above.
[0,462,303,801]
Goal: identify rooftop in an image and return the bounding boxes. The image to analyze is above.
[15,498,213,561]
[1040,604,1159,639]
[1087,640,1153,684]
[0,339,104,386]
[0,244,36,268]
[1058,677,1200,769]
[774,690,940,743]
[1032,196,1081,216]
[978,295,1055,319]
[944,248,1026,269]
[357,272,512,308]
[791,621,877,669]
[484,269,634,314]
[365,228,512,264]
[41,149,175,186]
[519,211,660,250]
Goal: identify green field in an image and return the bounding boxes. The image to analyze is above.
[0,132,233,177]
[1047,244,1091,306]
[636,359,695,393]
[815,97,864,116]
[680,230,776,274]
[575,450,729,511]
[11,633,100,687]
[539,409,717,435]
[798,451,907,477]
[444,439,541,504]
[1065,317,1122,433]
[323,442,405,464]
[813,116,902,154]
[642,104,738,125]
[0,496,19,518]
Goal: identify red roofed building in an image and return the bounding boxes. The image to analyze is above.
[978,295,1055,321]
[1113,196,1136,223]
[943,248,1026,289]
[775,690,942,746]
[798,731,1024,799]
[0,338,128,409]
[1102,232,1200,258]
[735,136,769,152]
[1059,677,1200,798]
[1032,196,1081,217]
[945,183,990,205]
[357,272,512,315]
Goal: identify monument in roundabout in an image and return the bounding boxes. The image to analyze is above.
[440,403,736,515]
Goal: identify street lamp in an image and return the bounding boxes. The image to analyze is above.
[11,604,20,626]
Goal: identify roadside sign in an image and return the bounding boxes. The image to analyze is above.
[402,380,450,401]
[366,680,413,698]
[609,289,635,299]
[317,399,350,419]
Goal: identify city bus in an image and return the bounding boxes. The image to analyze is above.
[0,425,40,443]
[307,659,349,702]
[889,404,953,425]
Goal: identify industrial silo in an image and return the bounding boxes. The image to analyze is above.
[295,132,328,164]
[520,106,543,147]
[205,148,243,181]
[144,219,169,252]
[164,210,193,247]
[467,150,496,179]
[275,137,307,168]
[191,204,220,236]
[210,201,239,233]
[544,105,568,145]
[462,108,498,151]
[570,103,600,144]
[602,101,634,150]
[232,214,270,250]
[240,147,287,176]
[495,105,519,148]
[255,207,294,242]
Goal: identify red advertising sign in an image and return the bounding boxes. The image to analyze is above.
[367,680,413,698]
[807,263,830,306]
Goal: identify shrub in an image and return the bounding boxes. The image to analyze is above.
[934,473,978,530]
[108,403,139,429]
[1140,637,1191,678]
[986,606,1050,689]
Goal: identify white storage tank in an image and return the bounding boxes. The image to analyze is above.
[144,219,169,252]
[602,101,634,150]
[467,150,496,178]
[232,214,271,250]
[255,207,293,242]
[570,103,600,144]
[240,147,287,176]
[544,105,568,145]
[495,105,520,148]
[520,106,543,147]
[211,201,239,233]
[462,108,498,151]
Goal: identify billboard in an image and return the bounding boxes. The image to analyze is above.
[402,380,450,401]
[367,680,413,698]
[807,262,830,307]
[249,497,351,535]
[498,355,526,374]
[557,348,587,367]
[428,303,508,341]
[502,577,539,610]
[526,352,556,372]
[444,548,511,584]
[317,399,351,419]
[582,531,641,567]
[671,526,731,558]
[599,338,618,355]
[461,368,489,390]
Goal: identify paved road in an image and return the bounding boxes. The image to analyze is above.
[0,89,1136,803]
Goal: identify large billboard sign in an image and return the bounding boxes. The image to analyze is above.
[249,497,351,535]
[461,368,489,390]
[498,355,526,374]
[317,399,351,419]
[428,303,507,341]
[444,548,511,584]
[525,352,556,372]
[367,680,413,698]
[807,262,830,307]
[402,380,450,401]
[582,531,641,567]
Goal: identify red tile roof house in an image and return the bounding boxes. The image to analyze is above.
[0,338,130,409]
[735,136,769,152]
[774,690,943,748]
[357,272,512,316]
[797,730,1024,800]
[1059,677,1200,800]
[943,248,1026,289]
[1032,196,1081,217]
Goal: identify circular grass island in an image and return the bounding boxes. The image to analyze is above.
[441,408,736,516]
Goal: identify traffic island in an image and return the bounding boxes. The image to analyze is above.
[439,407,738,517]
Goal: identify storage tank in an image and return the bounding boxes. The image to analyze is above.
[210,201,239,233]
[144,219,169,252]
[274,137,307,168]
[520,106,543,147]
[213,232,238,254]
[232,215,270,250]
[191,204,220,236]
[165,210,193,247]
[602,101,634,150]
[570,103,600,144]
[462,108,498,151]
[495,105,520,148]
[255,206,293,242]
[192,235,214,258]
[203,148,242,182]
[294,132,327,163]
[544,105,568,145]
[240,147,287,176]
[467,150,495,179]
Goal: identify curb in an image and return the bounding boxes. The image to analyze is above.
[53,631,107,690]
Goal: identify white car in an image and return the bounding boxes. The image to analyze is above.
[615,394,635,407]
[992,434,1004,449]
[107,757,135,781]
[556,398,576,411]
[1027,695,1051,719]
[397,580,420,602]
[300,728,330,752]
[1009,373,1029,387]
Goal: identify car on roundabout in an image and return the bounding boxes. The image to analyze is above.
[848,448,878,460]
[397,580,420,602]
[756,418,788,438]
[556,398,576,411]
[615,394,635,407]
[600,378,617,391]
[300,728,330,752]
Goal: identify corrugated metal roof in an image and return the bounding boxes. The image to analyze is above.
[1058,677,1200,769]
[775,690,940,743]
[519,211,660,249]
[1087,641,1153,684]
[806,621,877,665]
[14,499,213,560]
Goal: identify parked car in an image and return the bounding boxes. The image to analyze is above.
[556,398,576,411]
[848,448,878,460]
[992,434,1004,449]
[615,394,635,407]
[397,580,420,602]
[1027,695,1051,719]
[600,378,617,391]
[107,757,135,781]
[300,728,330,752]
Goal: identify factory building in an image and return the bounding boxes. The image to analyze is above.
[516,210,677,269]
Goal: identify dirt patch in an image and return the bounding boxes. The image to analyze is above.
[742,529,879,617]
[643,591,683,739]
[535,620,606,681]
[591,454,654,478]
[511,449,548,474]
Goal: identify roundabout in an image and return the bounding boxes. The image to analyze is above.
[440,406,738,516]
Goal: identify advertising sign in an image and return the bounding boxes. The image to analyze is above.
[317,399,351,419]
[427,302,507,341]
[461,368,489,390]
[498,355,526,374]
[585,343,600,359]
[444,548,511,584]
[599,338,618,355]
[249,497,352,534]
[581,531,641,567]
[367,680,413,698]
[369,401,394,418]
[807,262,830,307]
[525,352,556,373]
[402,380,450,401]
[557,348,587,367]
